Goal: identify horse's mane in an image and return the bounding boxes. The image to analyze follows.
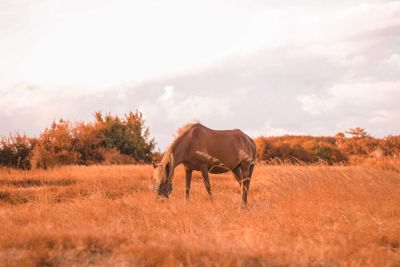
[171,122,200,150]
[158,122,200,183]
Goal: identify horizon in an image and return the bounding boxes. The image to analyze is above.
[1,0,399,150]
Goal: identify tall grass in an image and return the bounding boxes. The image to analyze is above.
[0,165,399,266]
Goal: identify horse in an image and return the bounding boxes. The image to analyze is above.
[153,123,256,208]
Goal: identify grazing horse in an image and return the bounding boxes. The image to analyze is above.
[153,123,256,207]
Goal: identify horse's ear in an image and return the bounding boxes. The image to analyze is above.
[152,161,159,168]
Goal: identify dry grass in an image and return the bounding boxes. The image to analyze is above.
[0,164,399,266]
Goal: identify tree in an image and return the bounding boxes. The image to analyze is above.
[0,133,34,169]
[345,127,369,138]
[72,121,105,164]
[30,119,80,169]
[95,110,156,163]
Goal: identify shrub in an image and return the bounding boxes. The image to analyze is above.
[29,111,156,169]
[30,119,80,169]
[72,122,105,164]
[255,135,348,164]
[0,133,34,169]
[95,110,155,163]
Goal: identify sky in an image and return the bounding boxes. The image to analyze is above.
[1,0,400,150]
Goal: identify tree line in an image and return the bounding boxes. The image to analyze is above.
[0,111,155,169]
[1,113,399,169]
[255,127,400,164]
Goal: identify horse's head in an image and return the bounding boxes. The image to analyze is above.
[152,160,173,198]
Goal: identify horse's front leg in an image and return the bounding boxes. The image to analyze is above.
[200,167,213,200]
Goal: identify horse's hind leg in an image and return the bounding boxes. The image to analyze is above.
[233,163,252,208]
[200,167,212,200]
[248,163,255,178]
[243,163,254,205]
[185,168,193,200]
[232,165,246,208]
[241,163,254,208]
[241,177,251,208]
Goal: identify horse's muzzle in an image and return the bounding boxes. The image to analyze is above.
[153,187,173,198]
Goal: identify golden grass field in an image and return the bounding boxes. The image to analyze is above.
[0,164,400,266]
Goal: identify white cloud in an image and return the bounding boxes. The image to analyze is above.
[2,0,398,91]
[369,109,399,124]
[0,0,267,89]
[298,81,400,115]
[297,81,400,137]
[329,82,400,108]
[0,82,80,116]
[381,54,400,69]
[297,94,338,115]
[161,86,174,101]
[153,86,230,123]
[303,1,400,68]
[133,85,232,149]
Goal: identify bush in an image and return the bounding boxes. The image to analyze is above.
[30,119,80,169]
[255,135,348,164]
[95,111,155,163]
[0,134,34,169]
[72,121,105,164]
[101,148,137,165]
[28,110,156,169]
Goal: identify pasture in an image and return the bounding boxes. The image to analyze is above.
[0,164,399,266]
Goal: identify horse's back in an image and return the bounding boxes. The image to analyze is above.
[187,124,255,169]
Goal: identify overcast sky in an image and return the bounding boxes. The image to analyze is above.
[1,0,399,149]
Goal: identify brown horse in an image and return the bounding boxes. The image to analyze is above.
[153,123,256,207]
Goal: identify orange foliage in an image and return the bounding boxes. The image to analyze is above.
[30,119,81,169]
[255,135,347,164]
[0,133,34,169]
[256,129,400,165]
[1,111,155,169]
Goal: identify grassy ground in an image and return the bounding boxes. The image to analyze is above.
[0,164,399,266]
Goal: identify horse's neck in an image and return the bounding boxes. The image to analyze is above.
[170,138,187,167]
